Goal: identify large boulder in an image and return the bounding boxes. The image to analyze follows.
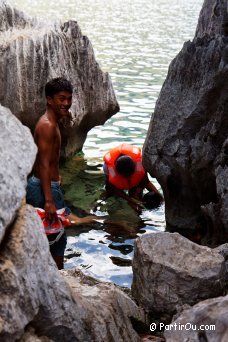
[0,1,119,157]
[164,295,228,342]
[143,0,228,243]
[131,232,226,318]
[0,203,144,341]
[0,104,36,243]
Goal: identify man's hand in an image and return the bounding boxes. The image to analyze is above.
[44,200,57,223]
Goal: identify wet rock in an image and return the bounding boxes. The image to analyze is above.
[0,104,36,243]
[164,295,228,342]
[0,1,119,157]
[143,0,228,243]
[131,232,226,318]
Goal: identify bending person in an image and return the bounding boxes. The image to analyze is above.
[103,143,163,211]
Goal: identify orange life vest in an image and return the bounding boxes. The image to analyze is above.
[103,143,145,190]
[36,208,71,235]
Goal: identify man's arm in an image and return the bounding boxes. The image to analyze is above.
[68,213,96,225]
[106,182,144,213]
[142,174,164,201]
[35,122,57,221]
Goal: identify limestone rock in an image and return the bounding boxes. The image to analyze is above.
[215,242,228,260]
[0,204,144,341]
[20,327,53,342]
[0,104,36,244]
[164,295,228,342]
[0,1,119,157]
[131,232,226,317]
[143,0,228,242]
[61,269,145,342]
[196,0,228,37]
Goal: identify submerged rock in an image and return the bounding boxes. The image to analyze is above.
[143,0,228,243]
[164,295,228,342]
[131,232,226,318]
[0,1,119,157]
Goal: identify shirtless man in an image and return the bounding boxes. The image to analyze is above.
[26,77,94,269]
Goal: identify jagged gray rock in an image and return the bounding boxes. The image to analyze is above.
[61,269,145,342]
[196,0,228,37]
[0,204,144,341]
[0,1,119,157]
[164,295,228,342]
[0,104,36,244]
[143,0,228,243]
[131,232,226,318]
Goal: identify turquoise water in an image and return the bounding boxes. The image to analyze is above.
[10,0,203,286]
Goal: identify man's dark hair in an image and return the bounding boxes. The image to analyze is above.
[115,155,135,177]
[45,77,73,97]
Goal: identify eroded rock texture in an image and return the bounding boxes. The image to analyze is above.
[131,232,226,318]
[0,105,143,342]
[164,295,228,342]
[0,104,36,243]
[0,203,144,342]
[0,1,119,157]
[143,0,228,243]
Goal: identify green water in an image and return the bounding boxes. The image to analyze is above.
[10,0,203,286]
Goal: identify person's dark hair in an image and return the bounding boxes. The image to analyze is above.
[45,77,73,97]
[143,191,162,209]
[115,155,135,177]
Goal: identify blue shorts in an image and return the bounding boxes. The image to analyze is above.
[26,176,70,256]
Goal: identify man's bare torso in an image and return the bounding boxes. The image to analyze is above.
[33,113,61,181]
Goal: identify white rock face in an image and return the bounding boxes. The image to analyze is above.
[0,104,36,243]
[0,1,119,156]
[62,269,145,342]
[131,232,226,317]
[164,295,228,342]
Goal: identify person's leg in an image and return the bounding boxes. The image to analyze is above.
[50,184,70,269]
[27,178,68,269]
[52,256,64,270]
[48,231,67,270]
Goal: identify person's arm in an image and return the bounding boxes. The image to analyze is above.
[36,123,57,221]
[103,162,143,212]
[106,182,144,213]
[142,174,164,201]
[68,213,96,225]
